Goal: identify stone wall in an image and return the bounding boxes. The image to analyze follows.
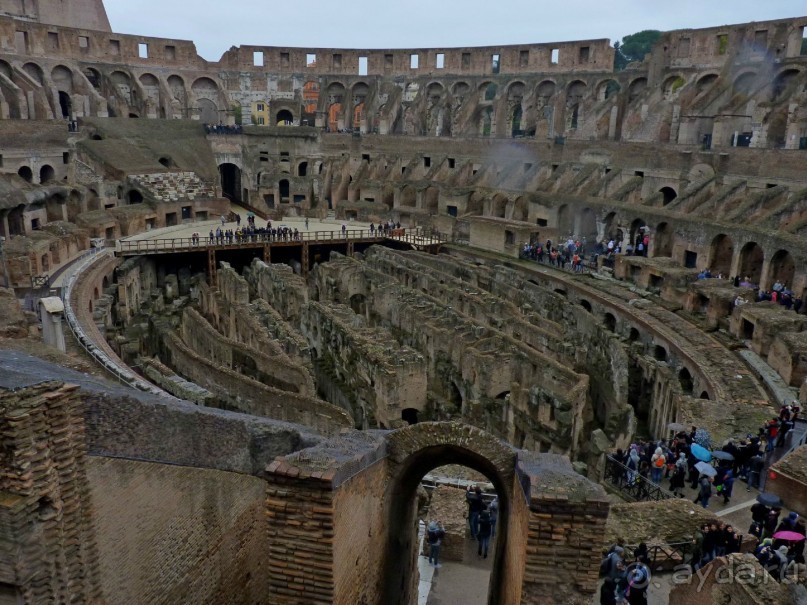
[766,444,807,514]
[82,390,317,476]
[88,456,268,605]
[420,485,468,562]
[155,328,352,435]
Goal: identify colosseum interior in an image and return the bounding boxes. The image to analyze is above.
[1,1,807,604]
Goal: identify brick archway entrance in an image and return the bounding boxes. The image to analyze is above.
[381,422,519,605]
[264,422,608,605]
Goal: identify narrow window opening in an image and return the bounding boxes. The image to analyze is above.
[358,56,368,76]
[519,50,529,67]
[78,36,89,49]
[384,54,393,70]
[280,52,290,68]
[165,45,176,60]
[410,54,419,69]
[424,157,431,168]
[579,46,590,62]
[307,53,317,67]
[138,43,148,59]
[253,51,264,66]
[491,53,500,74]
[436,53,445,69]
[462,52,471,69]
[550,48,559,65]
[448,158,455,168]
[109,39,120,55]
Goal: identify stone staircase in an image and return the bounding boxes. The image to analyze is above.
[128,171,215,203]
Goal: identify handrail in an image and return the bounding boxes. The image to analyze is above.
[60,249,170,396]
[118,227,446,254]
[603,455,676,502]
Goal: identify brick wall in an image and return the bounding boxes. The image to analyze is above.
[766,444,807,514]
[0,382,102,604]
[332,458,388,605]
[518,453,610,605]
[87,456,268,605]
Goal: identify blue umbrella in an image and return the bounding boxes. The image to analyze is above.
[691,444,712,462]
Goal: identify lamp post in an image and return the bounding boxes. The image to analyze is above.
[0,236,9,288]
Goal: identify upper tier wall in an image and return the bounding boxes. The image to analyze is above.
[1,14,805,76]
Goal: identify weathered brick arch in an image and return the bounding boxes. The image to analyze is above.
[381,422,521,605]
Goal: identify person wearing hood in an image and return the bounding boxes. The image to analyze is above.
[627,449,640,486]
[426,521,445,568]
[774,545,792,582]
[650,447,665,484]
[720,469,734,505]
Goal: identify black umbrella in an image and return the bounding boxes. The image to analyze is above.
[712,451,735,461]
[757,493,784,508]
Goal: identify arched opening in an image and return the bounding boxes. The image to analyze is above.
[276,109,294,125]
[771,69,800,101]
[491,194,507,218]
[654,345,668,362]
[17,166,32,183]
[700,391,710,400]
[127,189,143,204]
[679,368,694,394]
[39,165,55,184]
[401,408,419,425]
[57,91,71,119]
[556,204,572,235]
[298,161,308,177]
[629,327,640,342]
[604,313,616,333]
[424,186,439,213]
[597,79,621,101]
[739,242,764,285]
[768,249,795,289]
[628,77,648,103]
[448,382,463,415]
[654,222,674,257]
[630,219,647,252]
[41,255,50,271]
[659,187,677,205]
[580,300,592,313]
[401,186,416,208]
[158,157,172,168]
[709,234,733,276]
[279,179,290,201]
[579,208,597,243]
[380,427,514,605]
[219,163,241,202]
[511,197,528,222]
[696,74,719,95]
[350,293,367,316]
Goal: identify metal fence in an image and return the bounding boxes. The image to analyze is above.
[603,455,676,502]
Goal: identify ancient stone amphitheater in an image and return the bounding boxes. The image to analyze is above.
[1,1,807,604]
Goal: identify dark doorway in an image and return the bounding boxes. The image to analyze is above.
[219,163,241,202]
[17,166,33,183]
[58,91,71,118]
[401,408,419,425]
[277,109,294,125]
[39,165,55,183]
[127,189,143,204]
[279,179,290,201]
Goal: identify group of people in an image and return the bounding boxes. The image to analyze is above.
[206,223,302,245]
[368,221,401,236]
[204,123,244,135]
[613,424,776,508]
[599,540,651,605]
[729,276,804,312]
[424,485,499,568]
[691,522,744,569]
[520,237,589,273]
[751,509,806,581]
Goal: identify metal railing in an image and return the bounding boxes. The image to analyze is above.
[603,455,676,502]
[118,227,445,254]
